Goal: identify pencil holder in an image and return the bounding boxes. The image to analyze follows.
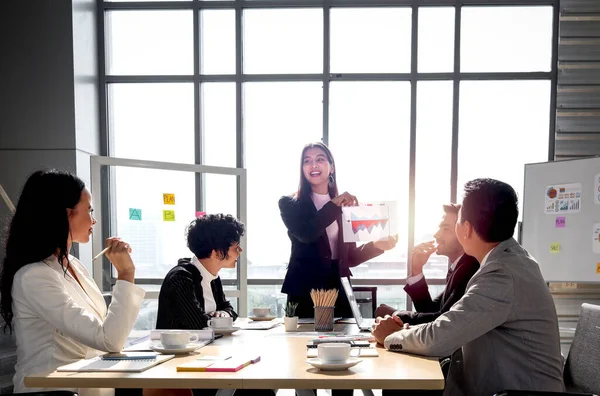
[314,306,334,331]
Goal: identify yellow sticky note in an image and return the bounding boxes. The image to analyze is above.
[163,193,175,205]
[163,210,176,221]
[550,242,560,254]
[596,263,600,274]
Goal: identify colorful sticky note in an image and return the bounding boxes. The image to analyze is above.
[597,263,600,274]
[550,242,560,254]
[555,217,566,228]
[163,210,176,221]
[163,193,175,205]
[196,211,206,218]
[129,208,142,221]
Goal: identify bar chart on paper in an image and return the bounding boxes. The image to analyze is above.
[342,202,397,243]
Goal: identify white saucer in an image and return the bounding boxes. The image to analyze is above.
[306,357,362,371]
[149,343,202,354]
[249,316,276,321]
[212,326,241,335]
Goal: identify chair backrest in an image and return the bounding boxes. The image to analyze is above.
[563,303,600,394]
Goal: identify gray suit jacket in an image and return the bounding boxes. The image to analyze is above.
[384,238,564,396]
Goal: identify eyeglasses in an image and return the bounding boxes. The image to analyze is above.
[233,244,242,253]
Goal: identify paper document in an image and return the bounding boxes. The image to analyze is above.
[342,202,397,242]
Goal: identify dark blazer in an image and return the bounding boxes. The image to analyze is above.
[156,258,237,330]
[399,254,480,325]
[279,195,383,297]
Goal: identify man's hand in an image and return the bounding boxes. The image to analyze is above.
[375,303,396,318]
[373,234,398,251]
[410,241,436,276]
[372,315,404,345]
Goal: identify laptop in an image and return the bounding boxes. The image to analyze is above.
[340,277,376,332]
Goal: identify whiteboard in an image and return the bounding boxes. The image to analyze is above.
[522,157,600,282]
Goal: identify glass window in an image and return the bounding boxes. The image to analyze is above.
[376,285,408,315]
[461,6,553,73]
[247,285,287,318]
[457,80,551,224]
[131,300,158,331]
[418,7,455,73]
[243,9,323,74]
[113,167,195,279]
[204,173,238,281]
[201,10,235,75]
[415,81,454,278]
[244,82,323,278]
[106,11,193,75]
[109,83,194,163]
[330,8,412,73]
[329,82,411,278]
[202,83,237,168]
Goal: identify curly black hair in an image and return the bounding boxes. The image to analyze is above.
[186,214,245,260]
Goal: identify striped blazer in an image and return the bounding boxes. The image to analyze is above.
[156,259,237,330]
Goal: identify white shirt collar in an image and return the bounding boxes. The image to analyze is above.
[449,254,464,271]
[192,256,218,282]
[480,247,496,268]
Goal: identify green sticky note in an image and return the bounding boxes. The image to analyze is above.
[163,210,176,221]
[550,242,560,254]
[129,208,142,221]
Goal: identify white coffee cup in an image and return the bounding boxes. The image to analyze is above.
[160,331,198,348]
[317,343,351,363]
[252,307,271,317]
[208,316,233,329]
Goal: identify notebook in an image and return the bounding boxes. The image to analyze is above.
[239,320,280,330]
[57,354,174,372]
[176,355,260,372]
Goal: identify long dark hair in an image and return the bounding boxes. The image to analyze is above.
[0,170,85,332]
[296,142,339,201]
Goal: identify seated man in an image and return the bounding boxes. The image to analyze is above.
[376,204,479,325]
[373,178,564,396]
[156,213,243,330]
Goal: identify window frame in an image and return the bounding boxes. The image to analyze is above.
[98,0,560,312]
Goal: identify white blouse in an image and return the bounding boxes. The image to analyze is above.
[12,255,145,396]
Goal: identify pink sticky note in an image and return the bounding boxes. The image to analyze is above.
[556,216,566,228]
[196,211,206,218]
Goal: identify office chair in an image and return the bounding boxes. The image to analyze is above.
[495,303,600,396]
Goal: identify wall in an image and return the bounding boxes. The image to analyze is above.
[0,0,99,391]
[552,0,600,356]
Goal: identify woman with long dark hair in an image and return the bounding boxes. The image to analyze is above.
[0,170,145,396]
[279,142,398,319]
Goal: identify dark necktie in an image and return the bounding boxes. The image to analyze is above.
[446,267,454,283]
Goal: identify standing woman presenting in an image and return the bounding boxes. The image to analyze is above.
[279,142,398,319]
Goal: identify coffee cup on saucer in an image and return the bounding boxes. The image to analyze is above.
[252,307,271,318]
[160,331,198,349]
[317,343,351,364]
[208,316,233,329]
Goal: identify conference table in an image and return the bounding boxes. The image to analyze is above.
[25,319,444,395]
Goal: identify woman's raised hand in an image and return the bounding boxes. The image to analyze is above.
[331,191,358,207]
[104,237,136,283]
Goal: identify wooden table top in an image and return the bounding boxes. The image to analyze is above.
[25,319,444,390]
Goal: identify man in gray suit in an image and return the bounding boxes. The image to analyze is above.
[373,178,564,396]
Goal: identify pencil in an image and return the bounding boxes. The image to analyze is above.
[92,246,110,261]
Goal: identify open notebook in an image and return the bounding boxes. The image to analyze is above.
[57,354,174,372]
